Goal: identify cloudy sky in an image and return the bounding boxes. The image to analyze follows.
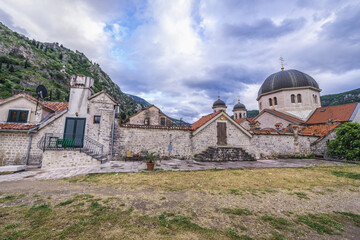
[0,0,359,122]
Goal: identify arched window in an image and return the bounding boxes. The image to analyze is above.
[274,97,277,105]
[235,113,237,119]
[314,95,318,104]
[269,98,273,106]
[291,94,295,103]
[259,102,262,110]
[239,113,242,118]
[297,94,302,103]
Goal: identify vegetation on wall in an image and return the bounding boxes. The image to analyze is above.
[0,22,143,119]
[327,122,360,161]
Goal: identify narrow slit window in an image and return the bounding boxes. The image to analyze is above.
[291,94,295,103]
[269,98,273,106]
[297,94,302,103]
[274,97,277,105]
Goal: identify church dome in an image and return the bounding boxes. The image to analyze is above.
[233,102,245,110]
[258,69,319,97]
[213,99,226,107]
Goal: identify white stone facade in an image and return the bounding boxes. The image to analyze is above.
[42,150,100,169]
[257,87,321,120]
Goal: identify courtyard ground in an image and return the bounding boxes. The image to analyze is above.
[0,160,359,239]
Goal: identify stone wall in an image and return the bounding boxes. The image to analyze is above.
[114,125,192,159]
[0,132,29,166]
[41,150,100,169]
[311,131,336,157]
[192,118,251,155]
[250,134,318,158]
[255,111,293,129]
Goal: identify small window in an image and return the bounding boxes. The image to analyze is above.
[160,117,166,126]
[314,95,318,104]
[239,113,242,118]
[291,94,295,103]
[144,118,150,125]
[259,102,262,110]
[297,94,302,103]
[274,97,277,105]
[234,113,237,119]
[269,98,273,106]
[94,115,101,124]
[7,110,29,123]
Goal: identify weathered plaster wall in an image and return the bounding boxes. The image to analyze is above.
[255,112,293,129]
[41,150,100,169]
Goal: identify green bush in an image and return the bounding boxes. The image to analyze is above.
[327,122,360,161]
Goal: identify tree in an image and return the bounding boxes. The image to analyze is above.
[328,122,360,161]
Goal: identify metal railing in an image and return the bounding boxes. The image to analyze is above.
[38,133,104,162]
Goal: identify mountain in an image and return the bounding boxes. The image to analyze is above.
[321,88,360,107]
[246,110,259,118]
[0,22,143,119]
[128,94,152,107]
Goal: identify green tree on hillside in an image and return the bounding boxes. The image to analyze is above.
[327,122,360,161]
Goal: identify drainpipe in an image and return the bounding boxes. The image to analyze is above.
[110,107,116,158]
[25,126,38,166]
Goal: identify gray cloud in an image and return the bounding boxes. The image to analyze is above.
[223,18,306,39]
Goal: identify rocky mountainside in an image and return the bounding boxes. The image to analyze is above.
[0,22,142,119]
[321,88,360,107]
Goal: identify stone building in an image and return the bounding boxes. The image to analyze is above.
[1,67,360,169]
[0,75,118,168]
[124,105,173,126]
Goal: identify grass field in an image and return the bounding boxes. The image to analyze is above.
[1,165,360,239]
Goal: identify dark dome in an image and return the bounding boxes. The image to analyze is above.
[233,102,246,110]
[213,99,226,107]
[258,69,319,97]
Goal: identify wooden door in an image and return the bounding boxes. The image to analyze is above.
[217,122,227,145]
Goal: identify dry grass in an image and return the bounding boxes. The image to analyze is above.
[1,165,360,239]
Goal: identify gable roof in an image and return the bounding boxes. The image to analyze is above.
[191,111,252,138]
[88,90,118,104]
[0,93,69,131]
[307,102,359,124]
[191,111,221,131]
[253,109,306,124]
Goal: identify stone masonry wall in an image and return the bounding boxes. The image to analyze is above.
[192,119,252,155]
[0,132,29,166]
[42,150,100,169]
[114,126,192,159]
[311,131,336,157]
[250,134,318,158]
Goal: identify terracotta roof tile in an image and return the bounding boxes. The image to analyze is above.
[42,102,69,112]
[190,111,221,131]
[0,122,38,130]
[234,118,246,124]
[307,103,358,124]
[298,123,341,137]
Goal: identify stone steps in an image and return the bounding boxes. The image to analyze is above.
[81,148,107,164]
[194,146,256,162]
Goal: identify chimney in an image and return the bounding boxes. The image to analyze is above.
[68,75,94,117]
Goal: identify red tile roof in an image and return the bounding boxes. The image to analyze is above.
[42,102,69,112]
[299,123,340,137]
[234,118,246,124]
[0,122,38,130]
[307,103,358,124]
[190,111,221,130]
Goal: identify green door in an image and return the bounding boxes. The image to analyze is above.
[64,118,86,148]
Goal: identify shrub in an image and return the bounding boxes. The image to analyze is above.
[327,122,360,161]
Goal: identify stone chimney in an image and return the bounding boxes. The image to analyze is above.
[68,75,94,117]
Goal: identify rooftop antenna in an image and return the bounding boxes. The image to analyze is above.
[35,85,48,115]
[279,56,284,71]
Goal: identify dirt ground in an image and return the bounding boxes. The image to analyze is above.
[1,166,360,239]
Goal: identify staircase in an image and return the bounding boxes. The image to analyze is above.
[194,146,256,162]
[38,134,107,164]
